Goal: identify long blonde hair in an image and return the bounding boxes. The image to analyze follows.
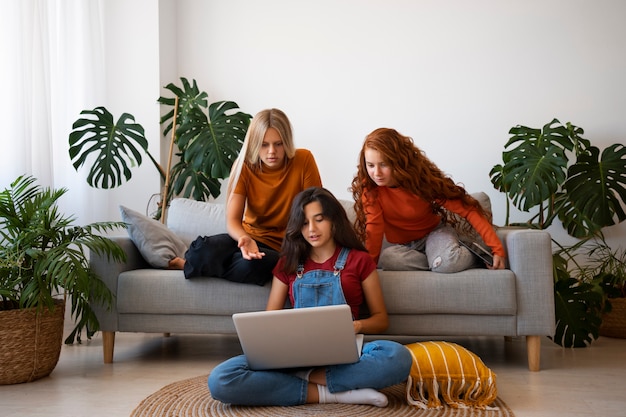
[226,108,296,200]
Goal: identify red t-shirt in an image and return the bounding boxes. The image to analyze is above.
[273,246,377,319]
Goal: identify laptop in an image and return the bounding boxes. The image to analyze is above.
[232,304,364,370]
[459,240,494,266]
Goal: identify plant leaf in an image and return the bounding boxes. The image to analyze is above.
[158,78,252,201]
[158,77,208,139]
[502,141,567,212]
[561,144,626,236]
[497,119,593,229]
[69,107,151,189]
[0,175,126,343]
[551,277,603,348]
[185,101,250,178]
[167,161,221,202]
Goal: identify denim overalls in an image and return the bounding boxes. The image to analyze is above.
[208,246,413,406]
[293,247,350,313]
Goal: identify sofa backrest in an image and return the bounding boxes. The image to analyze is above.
[167,198,228,247]
[167,197,357,247]
[166,192,491,248]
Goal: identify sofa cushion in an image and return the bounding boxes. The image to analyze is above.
[116,269,271,315]
[405,341,497,409]
[119,205,187,268]
[378,269,516,315]
[167,198,227,246]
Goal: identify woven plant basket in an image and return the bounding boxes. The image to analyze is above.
[0,299,65,384]
[599,297,626,339]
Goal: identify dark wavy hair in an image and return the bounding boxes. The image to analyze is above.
[350,128,490,242]
[280,187,366,274]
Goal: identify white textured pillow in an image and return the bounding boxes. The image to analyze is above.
[119,205,187,268]
[166,198,227,246]
[471,192,492,218]
[339,199,356,223]
[449,192,494,247]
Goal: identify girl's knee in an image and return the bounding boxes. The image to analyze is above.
[208,356,248,402]
[367,340,413,375]
[208,364,232,401]
[388,342,413,375]
[428,241,475,273]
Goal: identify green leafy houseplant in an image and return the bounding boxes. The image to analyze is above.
[0,175,125,345]
[489,118,626,347]
[68,77,251,212]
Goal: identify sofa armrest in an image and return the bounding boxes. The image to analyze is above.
[496,228,555,336]
[90,236,150,331]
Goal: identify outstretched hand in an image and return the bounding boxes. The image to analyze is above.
[238,235,266,260]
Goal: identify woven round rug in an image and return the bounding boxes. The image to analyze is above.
[130,374,515,417]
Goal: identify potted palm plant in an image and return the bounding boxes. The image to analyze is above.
[0,175,125,384]
[489,118,626,347]
[68,77,251,217]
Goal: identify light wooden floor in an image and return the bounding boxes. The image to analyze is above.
[1,318,625,417]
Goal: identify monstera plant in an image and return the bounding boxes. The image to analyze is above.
[69,77,252,211]
[490,118,626,348]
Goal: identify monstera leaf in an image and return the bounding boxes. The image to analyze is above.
[70,78,251,205]
[159,77,209,139]
[158,78,251,201]
[501,141,567,214]
[167,160,222,202]
[560,144,626,238]
[504,119,588,152]
[69,107,163,189]
[496,119,590,217]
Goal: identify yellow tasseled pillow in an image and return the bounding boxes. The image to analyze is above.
[405,341,498,410]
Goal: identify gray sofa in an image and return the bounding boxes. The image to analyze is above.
[90,195,555,371]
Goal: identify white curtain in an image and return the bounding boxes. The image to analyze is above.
[1,0,105,222]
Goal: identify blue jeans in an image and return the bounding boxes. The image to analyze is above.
[208,340,412,406]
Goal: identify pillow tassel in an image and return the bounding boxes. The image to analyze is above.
[404,341,498,409]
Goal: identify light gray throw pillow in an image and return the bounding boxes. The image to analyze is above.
[119,205,187,268]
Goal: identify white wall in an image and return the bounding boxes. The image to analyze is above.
[99,0,625,248]
[97,0,162,222]
[169,0,626,248]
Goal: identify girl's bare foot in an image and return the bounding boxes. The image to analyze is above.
[167,257,185,270]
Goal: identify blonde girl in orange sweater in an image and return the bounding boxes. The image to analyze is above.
[169,108,322,284]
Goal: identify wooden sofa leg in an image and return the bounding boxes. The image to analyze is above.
[103,331,115,364]
[526,335,541,371]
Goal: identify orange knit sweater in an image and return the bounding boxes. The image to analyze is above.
[234,149,322,251]
[364,187,505,262]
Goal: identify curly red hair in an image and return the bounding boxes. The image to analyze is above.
[350,128,490,242]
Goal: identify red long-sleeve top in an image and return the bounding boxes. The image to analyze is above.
[364,187,505,263]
